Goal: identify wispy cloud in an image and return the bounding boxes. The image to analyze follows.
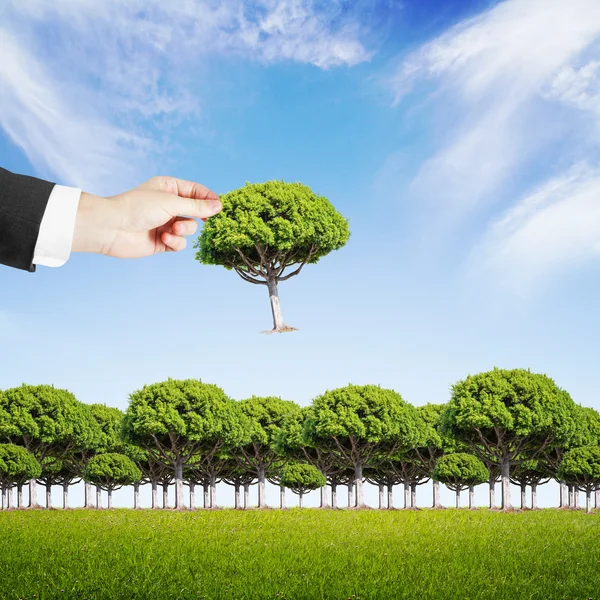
[0,0,374,193]
[389,0,600,211]
[469,163,600,295]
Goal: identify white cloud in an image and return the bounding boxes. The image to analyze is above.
[389,0,600,211]
[469,163,600,294]
[0,0,372,193]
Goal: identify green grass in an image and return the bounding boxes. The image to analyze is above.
[1,509,599,600]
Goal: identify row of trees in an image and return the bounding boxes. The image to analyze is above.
[1,369,600,512]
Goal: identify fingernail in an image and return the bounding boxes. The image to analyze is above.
[210,200,222,214]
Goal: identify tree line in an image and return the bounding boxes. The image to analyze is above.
[1,368,599,512]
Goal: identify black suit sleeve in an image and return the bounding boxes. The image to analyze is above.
[0,167,56,272]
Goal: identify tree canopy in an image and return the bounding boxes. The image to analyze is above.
[441,368,578,509]
[304,384,422,507]
[0,444,41,490]
[195,180,350,332]
[122,378,246,509]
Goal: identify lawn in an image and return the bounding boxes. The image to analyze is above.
[0,509,599,600]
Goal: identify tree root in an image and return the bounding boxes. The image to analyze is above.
[260,324,299,334]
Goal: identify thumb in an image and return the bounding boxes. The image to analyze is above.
[169,195,223,220]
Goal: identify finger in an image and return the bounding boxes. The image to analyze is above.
[146,176,219,201]
[171,217,198,237]
[172,196,222,220]
[161,232,187,252]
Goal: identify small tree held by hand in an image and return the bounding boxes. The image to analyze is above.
[196,180,350,333]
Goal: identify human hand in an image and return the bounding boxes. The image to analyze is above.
[72,176,222,258]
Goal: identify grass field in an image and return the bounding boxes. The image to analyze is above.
[1,509,599,600]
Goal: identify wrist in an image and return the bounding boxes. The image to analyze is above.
[72,192,116,255]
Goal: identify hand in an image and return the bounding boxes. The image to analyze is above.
[72,176,222,257]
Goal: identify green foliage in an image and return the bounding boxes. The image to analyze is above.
[0,443,41,487]
[433,453,489,491]
[122,379,247,463]
[196,180,350,275]
[280,463,326,496]
[558,446,600,491]
[0,384,101,459]
[442,368,578,461]
[510,458,551,487]
[304,384,423,463]
[89,404,125,454]
[84,453,141,491]
[238,396,301,450]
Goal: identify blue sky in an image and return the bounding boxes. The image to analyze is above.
[1,0,600,508]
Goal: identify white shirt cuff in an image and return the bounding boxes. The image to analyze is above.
[33,185,82,267]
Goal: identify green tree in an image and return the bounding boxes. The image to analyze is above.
[441,368,578,510]
[234,396,301,508]
[280,463,326,508]
[510,458,551,510]
[304,384,422,508]
[195,180,350,333]
[0,444,41,510]
[84,453,141,509]
[275,406,338,508]
[37,457,76,509]
[122,379,246,509]
[0,385,101,507]
[558,446,600,513]
[433,453,489,509]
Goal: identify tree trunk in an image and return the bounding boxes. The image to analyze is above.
[489,476,495,509]
[1,486,5,510]
[299,491,303,509]
[108,489,113,509]
[244,484,249,509]
[574,488,580,509]
[17,484,23,508]
[595,487,600,509]
[520,484,526,510]
[410,483,417,509]
[96,486,101,509]
[433,480,441,509]
[45,484,52,509]
[234,484,240,509]
[203,483,209,509]
[404,482,409,509]
[163,483,169,509]
[280,485,286,509]
[29,479,38,508]
[63,483,68,509]
[355,462,364,508]
[388,484,394,509]
[347,483,353,508]
[568,485,574,508]
[133,483,140,509]
[84,481,92,508]
[456,489,461,509]
[151,482,158,509]
[332,484,337,509]
[320,485,329,508]
[586,490,591,513]
[267,277,285,331]
[500,456,511,510]
[559,481,567,508]
[378,484,384,509]
[190,483,196,510]
[8,487,14,509]
[531,484,537,510]
[258,464,267,508]
[469,485,475,509]
[210,474,217,508]
[175,458,184,509]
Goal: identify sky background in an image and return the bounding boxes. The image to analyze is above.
[1,0,600,509]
